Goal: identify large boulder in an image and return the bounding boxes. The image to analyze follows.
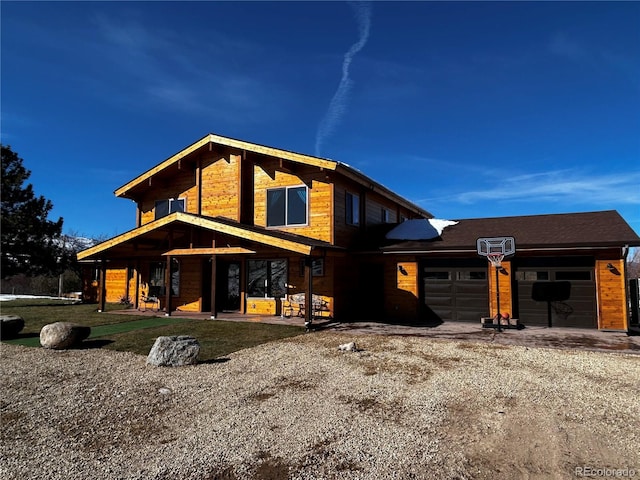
[40,322,91,350]
[1,315,25,339]
[147,336,200,367]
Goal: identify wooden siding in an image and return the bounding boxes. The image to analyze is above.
[596,258,627,330]
[333,182,361,247]
[488,260,513,318]
[200,152,240,220]
[365,196,398,225]
[105,266,128,303]
[253,160,333,243]
[138,151,240,226]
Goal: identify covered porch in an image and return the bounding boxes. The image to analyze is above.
[77,212,340,326]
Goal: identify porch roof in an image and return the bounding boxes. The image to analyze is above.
[77,212,337,261]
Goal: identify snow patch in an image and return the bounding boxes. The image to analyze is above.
[386,218,458,241]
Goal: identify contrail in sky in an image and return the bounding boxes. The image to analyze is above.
[315,1,371,157]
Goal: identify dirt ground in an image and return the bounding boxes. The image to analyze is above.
[1,331,639,479]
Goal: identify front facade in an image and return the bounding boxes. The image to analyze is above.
[78,134,431,322]
[79,134,640,331]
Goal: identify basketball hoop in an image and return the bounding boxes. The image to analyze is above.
[477,236,516,332]
[487,252,505,268]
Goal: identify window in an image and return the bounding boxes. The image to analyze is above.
[423,271,450,280]
[299,258,324,277]
[155,198,185,220]
[267,186,307,227]
[148,259,180,296]
[457,271,487,280]
[382,208,391,223]
[346,192,359,225]
[247,259,287,298]
[516,271,549,281]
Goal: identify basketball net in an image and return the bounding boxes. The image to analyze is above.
[487,252,504,268]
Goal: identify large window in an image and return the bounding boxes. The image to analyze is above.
[247,259,287,298]
[267,186,307,227]
[346,192,359,225]
[148,259,180,297]
[155,198,185,220]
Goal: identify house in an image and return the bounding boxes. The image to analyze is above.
[77,133,432,325]
[78,134,640,331]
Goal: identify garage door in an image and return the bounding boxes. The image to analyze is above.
[422,259,489,323]
[514,259,596,328]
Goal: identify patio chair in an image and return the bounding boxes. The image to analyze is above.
[139,291,160,312]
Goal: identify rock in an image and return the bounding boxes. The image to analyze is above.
[147,336,200,367]
[1,315,25,339]
[338,342,357,352]
[40,322,91,349]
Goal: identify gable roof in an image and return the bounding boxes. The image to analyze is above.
[77,212,338,260]
[114,133,432,218]
[382,210,640,253]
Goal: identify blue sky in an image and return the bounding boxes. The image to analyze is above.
[2,1,639,239]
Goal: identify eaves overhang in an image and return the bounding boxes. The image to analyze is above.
[77,213,330,260]
[114,134,339,200]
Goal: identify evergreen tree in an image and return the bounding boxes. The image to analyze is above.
[1,145,64,278]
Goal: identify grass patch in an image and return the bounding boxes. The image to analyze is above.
[100,320,303,361]
[1,299,147,333]
[1,299,304,362]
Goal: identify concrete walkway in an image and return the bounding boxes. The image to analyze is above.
[110,308,640,355]
[324,321,640,355]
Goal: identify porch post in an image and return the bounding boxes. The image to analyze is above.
[165,254,173,316]
[133,259,140,310]
[210,236,217,319]
[304,257,313,329]
[98,258,107,313]
[239,257,246,314]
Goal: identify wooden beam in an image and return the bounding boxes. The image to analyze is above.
[211,237,217,319]
[133,260,140,310]
[163,247,256,256]
[77,212,314,260]
[98,259,107,313]
[115,134,338,199]
[304,258,312,329]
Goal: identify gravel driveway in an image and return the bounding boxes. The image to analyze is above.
[1,332,639,479]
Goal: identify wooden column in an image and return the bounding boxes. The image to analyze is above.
[196,157,202,216]
[164,229,174,316]
[210,236,217,319]
[98,259,107,313]
[304,258,313,329]
[165,254,173,316]
[239,257,246,314]
[133,260,140,310]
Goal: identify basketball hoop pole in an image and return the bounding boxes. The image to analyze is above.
[494,263,502,332]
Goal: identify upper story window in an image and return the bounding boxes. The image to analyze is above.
[382,207,391,223]
[346,192,359,226]
[267,186,307,227]
[155,198,185,220]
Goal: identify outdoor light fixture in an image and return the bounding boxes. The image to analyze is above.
[606,263,615,271]
[398,265,408,275]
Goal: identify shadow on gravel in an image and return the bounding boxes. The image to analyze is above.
[199,358,231,365]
